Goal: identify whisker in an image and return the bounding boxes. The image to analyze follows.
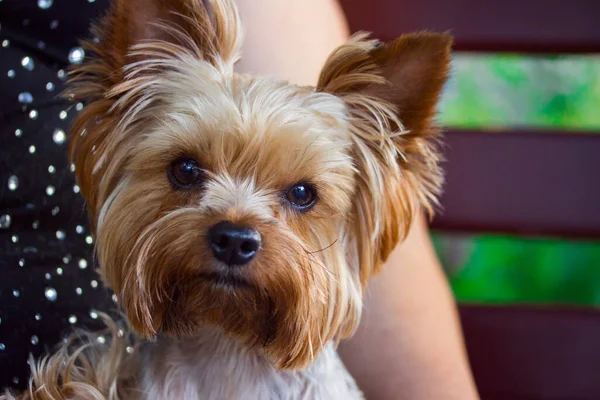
[306,239,338,255]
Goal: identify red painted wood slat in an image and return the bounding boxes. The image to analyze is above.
[339,0,600,54]
[460,304,600,400]
[431,129,600,239]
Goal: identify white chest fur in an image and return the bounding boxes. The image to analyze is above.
[136,328,363,400]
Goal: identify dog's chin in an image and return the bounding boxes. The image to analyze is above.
[197,270,254,290]
[152,271,271,344]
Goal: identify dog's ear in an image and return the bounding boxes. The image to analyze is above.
[317,32,452,284]
[67,0,242,224]
[90,0,241,81]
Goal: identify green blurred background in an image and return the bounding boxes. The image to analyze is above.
[434,54,600,305]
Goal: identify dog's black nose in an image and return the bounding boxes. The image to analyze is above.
[208,221,261,266]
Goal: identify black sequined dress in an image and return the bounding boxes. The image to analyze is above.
[0,0,114,390]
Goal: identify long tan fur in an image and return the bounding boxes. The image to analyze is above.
[318,31,451,284]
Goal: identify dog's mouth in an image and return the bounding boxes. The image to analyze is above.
[197,271,252,289]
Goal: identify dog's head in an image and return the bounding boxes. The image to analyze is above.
[67,0,451,369]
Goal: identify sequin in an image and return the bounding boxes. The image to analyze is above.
[37,0,53,9]
[112,294,118,303]
[15,128,22,137]
[37,41,46,50]
[57,69,66,79]
[45,273,51,280]
[90,311,98,319]
[12,378,18,385]
[44,287,58,302]
[76,225,84,234]
[126,346,134,354]
[23,246,38,254]
[62,254,72,264]
[90,280,98,288]
[2,39,9,48]
[46,82,55,91]
[48,165,56,174]
[86,235,93,245]
[29,109,38,119]
[30,335,39,345]
[18,259,24,267]
[76,102,84,111]
[68,315,77,324]
[0,214,11,229]
[73,184,81,194]
[51,206,60,216]
[11,235,18,243]
[29,145,36,154]
[50,20,59,29]
[56,230,66,240]
[18,92,33,104]
[53,128,66,144]
[56,267,63,275]
[34,313,41,321]
[32,220,40,229]
[76,287,83,295]
[97,336,106,344]
[7,69,15,78]
[59,110,68,120]
[79,259,88,269]
[46,185,55,196]
[21,57,34,71]
[68,47,85,64]
[13,290,20,297]
[0,344,5,351]
[8,175,19,191]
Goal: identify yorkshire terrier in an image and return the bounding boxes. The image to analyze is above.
[3,0,451,398]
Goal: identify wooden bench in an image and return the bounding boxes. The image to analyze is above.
[339,1,600,399]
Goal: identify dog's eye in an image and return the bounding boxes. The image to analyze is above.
[286,183,316,210]
[169,158,204,189]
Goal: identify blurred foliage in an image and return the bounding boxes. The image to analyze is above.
[439,53,600,130]
[432,54,600,305]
